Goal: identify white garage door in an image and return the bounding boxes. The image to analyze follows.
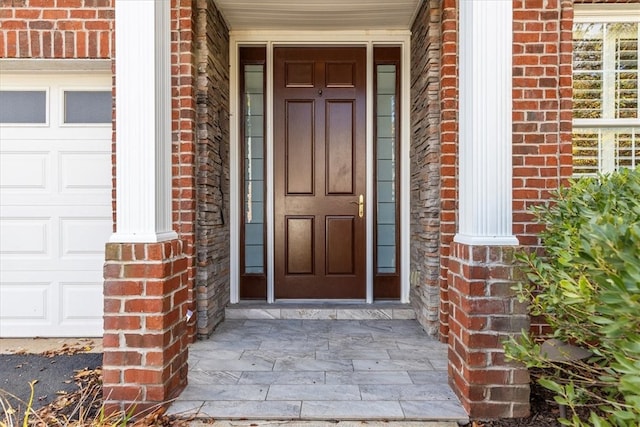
[0,73,112,337]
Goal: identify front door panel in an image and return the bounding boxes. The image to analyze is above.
[274,47,366,299]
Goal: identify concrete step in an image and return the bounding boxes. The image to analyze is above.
[225,302,416,320]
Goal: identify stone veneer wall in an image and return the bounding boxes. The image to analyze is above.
[409,0,442,336]
[194,0,230,338]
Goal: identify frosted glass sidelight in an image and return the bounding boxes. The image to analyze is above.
[377,246,396,271]
[245,94,264,116]
[243,64,265,274]
[245,66,264,93]
[376,64,397,274]
[245,158,264,180]
[377,116,395,138]
[245,223,264,245]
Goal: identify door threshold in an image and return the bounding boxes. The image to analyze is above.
[274,299,367,304]
[225,301,415,320]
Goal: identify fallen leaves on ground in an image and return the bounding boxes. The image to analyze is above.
[9,340,95,357]
[30,368,103,426]
[29,367,191,426]
[40,342,95,358]
[131,407,191,427]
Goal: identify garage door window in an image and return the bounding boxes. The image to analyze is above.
[0,90,47,124]
[64,91,111,124]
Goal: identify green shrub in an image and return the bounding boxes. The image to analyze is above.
[505,168,640,426]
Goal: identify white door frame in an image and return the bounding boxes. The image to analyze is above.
[229,31,411,304]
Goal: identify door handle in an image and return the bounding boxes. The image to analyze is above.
[350,194,364,218]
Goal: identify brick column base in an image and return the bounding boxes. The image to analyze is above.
[447,242,530,418]
[103,240,189,415]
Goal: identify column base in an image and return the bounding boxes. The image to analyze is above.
[103,240,189,415]
[447,241,530,419]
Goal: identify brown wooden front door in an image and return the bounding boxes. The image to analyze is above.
[274,47,367,299]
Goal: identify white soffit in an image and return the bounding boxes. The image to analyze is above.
[214,0,423,31]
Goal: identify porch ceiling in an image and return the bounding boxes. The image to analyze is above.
[213,0,423,31]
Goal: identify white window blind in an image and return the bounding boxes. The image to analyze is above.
[573,15,639,177]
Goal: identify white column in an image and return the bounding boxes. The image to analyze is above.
[110,0,177,243]
[455,0,519,246]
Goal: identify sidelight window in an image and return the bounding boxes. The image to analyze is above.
[373,46,401,298]
[240,46,267,298]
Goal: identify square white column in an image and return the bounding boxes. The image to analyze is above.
[455,0,519,246]
[110,0,177,243]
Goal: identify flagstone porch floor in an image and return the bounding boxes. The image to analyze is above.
[168,318,469,423]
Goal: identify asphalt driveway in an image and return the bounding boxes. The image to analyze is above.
[0,353,102,416]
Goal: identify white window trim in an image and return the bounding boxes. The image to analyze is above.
[229,30,411,304]
[0,84,50,128]
[573,7,640,176]
[59,87,112,128]
[574,4,640,23]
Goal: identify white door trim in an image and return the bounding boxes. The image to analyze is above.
[230,31,411,304]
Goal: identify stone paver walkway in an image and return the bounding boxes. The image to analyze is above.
[169,319,469,423]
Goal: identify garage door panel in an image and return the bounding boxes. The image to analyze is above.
[59,152,112,192]
[0,138,110,148]
[1,205,110,216]
[0,195,112,207]
[0,218,51,256]
[1,258,106,271]
[61,217,112,256]
[0,152,50,190]
[0,281,102,337]
[60,282,104,322]
[0,282,51,321]
[0,73,111,337]
[0,128,111,141]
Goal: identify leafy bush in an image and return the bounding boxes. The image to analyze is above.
[505,168,640,426]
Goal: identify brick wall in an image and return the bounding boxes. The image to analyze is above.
[171,0,199,341]
[512,0,575,335]
[410,0,442,336]
[512,0,574,248]
[194,0,230,338]
[102,241,189,414]
[0,0,113,58]
[447,243,530,418]
[438,0,458,343]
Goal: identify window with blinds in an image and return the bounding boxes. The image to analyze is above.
[573,18,639,177]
